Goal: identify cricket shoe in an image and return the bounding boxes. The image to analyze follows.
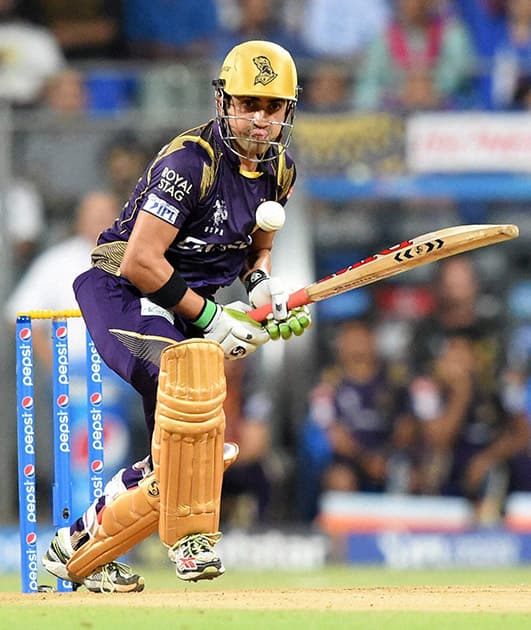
[42,527,145,593]
[168,532,225,582]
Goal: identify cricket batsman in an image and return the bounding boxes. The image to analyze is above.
[41,40,310,592]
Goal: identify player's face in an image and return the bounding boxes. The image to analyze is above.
[226,95,288,159]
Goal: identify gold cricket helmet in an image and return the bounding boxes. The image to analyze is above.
[213,40,299,162]
[218,40,298,100]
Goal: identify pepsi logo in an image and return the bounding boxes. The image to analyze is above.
[26,532,37,545]
[56,394,69,408]
[21,396,33,410]
[19,328,32,341]
[23,464,35,477]
[55,326,68,339]
[90,392,102,406]
[91,459,104,473]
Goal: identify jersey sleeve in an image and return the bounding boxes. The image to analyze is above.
[138,139,207,229]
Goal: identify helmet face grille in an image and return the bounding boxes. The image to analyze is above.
[214,91,297,164]
[213,41,299,163]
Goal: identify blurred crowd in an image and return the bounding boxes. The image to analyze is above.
[4,0,531,264]
[299,256,531,528]
[2,0,531,114]
[2,0,531,530]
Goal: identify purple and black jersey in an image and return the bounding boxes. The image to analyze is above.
[93,120,296,297]
[74,119,296,437]
[332,368,411,450]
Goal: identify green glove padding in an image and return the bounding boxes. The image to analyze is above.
[265,306,312,341]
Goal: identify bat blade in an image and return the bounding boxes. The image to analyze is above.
[248,224,518,322]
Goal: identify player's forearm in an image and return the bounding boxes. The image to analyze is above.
[426,390,470,448]
[171,288,207,320]
[121,259,171,294]
[240,247,272,282]
[328,425,362,459]
[121,254,205,320]
[481,416,530,464]
[241,228,274,280]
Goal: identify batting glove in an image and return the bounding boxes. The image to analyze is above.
[246,270,289,322]
[265,305,312,341]
[194,299,269,360]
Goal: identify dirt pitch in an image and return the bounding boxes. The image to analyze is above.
[2,586,531,612]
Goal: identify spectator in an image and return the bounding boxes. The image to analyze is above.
[488,0,531,108]
[215,0,309,62]
[457,0,506,58]
[410,332,531,525]
[409,256,507,383]
[101,133,149,205]
[221,357,273,528]
[298,0,390,61]
[298,319,418,521]
[125,0,218,119]
[512,72,531,108]
[0,0,65,107]
[4,178,45,277]
[4,190,140,515]
[123,0,219,60]
[40,65,133,121]
[299,62,352,113]
[353,0,475,111]
[17,0,124,60]
[13,70,109,219]
[40,67,88,117]
[5,190,122,365]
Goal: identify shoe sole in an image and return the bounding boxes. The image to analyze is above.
[43,556,145,593]
[178,565,225,582]
[83,578,146,593]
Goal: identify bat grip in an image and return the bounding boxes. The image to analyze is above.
[248,288,309,322]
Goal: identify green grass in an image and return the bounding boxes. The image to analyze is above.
[1,608,531,630]
[5,564,530,592]
[1,566,531,630]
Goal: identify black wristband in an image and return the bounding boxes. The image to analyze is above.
[243,269,269,294]
[146,269,188,309]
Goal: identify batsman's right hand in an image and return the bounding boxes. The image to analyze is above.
[247,272,312,339]
[265,305,312,341]
[197,300,269,360]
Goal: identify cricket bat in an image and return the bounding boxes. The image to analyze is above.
[247,224,519,322]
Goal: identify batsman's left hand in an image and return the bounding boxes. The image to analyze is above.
[247,272,290,322]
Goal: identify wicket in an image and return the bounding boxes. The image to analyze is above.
[15,310,105,593]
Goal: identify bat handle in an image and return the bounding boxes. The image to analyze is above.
[248,288,310,322]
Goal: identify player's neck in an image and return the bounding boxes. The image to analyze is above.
[239,156,259,172]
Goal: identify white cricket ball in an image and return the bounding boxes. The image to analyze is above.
[255,201,286,232]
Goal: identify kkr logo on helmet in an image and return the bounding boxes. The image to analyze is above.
[252,56,277,86]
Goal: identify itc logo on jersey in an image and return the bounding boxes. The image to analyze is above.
[143,193,180,225]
